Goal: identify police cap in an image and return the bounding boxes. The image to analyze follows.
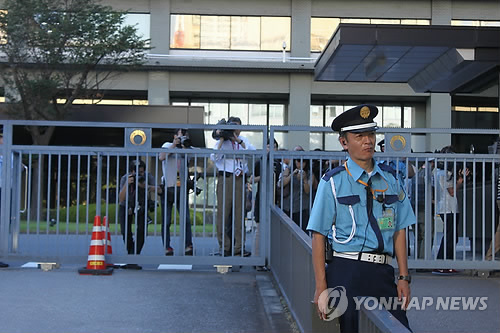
[331,104,379,133]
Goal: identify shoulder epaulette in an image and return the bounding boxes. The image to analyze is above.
[322,165,345,181]
[378,162,397,179]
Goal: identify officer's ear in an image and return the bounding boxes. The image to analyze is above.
[339,134,348,148]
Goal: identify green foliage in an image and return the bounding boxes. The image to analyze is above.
[0,0,150,124]
[21,202,209,232]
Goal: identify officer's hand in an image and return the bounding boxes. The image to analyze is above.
[314,288,328,320]
[397,280,411,310]
[127,175,135,184]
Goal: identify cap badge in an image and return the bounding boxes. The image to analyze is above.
[360,106,370,119]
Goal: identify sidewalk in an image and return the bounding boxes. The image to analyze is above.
[0,264,294,333]
[0,263,498,333]
[408,271,500,333]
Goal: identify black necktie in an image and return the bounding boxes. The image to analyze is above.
[366,178,384,253]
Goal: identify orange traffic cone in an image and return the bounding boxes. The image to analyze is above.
[103,216,113,255]
[103,216,115,269]
[78,216,113,275]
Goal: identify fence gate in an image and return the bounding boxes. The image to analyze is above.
[0,121,268,268]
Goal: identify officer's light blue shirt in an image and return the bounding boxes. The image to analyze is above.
[306,158,415,256]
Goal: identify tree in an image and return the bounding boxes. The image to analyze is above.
[0,0,149,221]
[0,0,150,145]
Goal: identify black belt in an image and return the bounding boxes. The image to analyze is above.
[218,171,243,177]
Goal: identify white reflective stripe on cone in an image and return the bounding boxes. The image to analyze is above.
[87,255,105,261]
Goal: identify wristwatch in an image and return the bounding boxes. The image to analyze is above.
[397,275,411,283]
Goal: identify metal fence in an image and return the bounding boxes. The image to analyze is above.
[0,121,268,267]
[2,121,500,331]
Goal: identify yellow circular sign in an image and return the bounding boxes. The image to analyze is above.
[130,130,147,146]
[360,106,370,119]
[389,135,406,151]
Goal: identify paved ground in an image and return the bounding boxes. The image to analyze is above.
[0,263,498,333]
[0,264,293,333]
[408,271,500,333]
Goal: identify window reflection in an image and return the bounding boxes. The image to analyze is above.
[201,16,230,49]
[231,16,260,50]
[261,16,291,50]
[311,17,430,52]
[170,14,290,51]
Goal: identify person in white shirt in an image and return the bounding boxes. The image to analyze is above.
[210,117,256,257]
[159,129,194,256]
[432,146,469,275]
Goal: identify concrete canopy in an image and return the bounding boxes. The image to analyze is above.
[314,24,500,94]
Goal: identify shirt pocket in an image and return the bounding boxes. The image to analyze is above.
[337,195,360,206]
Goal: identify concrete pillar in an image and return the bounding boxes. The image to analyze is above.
[431,0,452,25]
[287,74,312,150]
[150,0,171,54]
[426,93,452,152]
[290,0,311,58]
[148,72,170,105]
[148,0,171,105]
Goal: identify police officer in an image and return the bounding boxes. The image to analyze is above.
[307,105,415,333]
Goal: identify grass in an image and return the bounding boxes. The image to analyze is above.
[19,221,214,234]
[19,203,215,234]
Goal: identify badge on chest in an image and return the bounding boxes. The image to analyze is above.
[378,208,395,230]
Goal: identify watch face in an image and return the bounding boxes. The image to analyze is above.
[399,275,411,282]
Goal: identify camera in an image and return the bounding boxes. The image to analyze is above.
[212,118,236,141]
[131,174,145,184]
[177,135,192,148]
[187,178,202,196]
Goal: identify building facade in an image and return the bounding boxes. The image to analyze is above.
[26,0,500,151]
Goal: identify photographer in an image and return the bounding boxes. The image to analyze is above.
[432,146,470,275]
[210,117,255,257]
[159,129,195,256]
[118,159,160,262]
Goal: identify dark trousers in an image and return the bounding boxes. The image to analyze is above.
[437,213,459,260]
[118,205,146,255]
[216,174,243,253]
[160,188,193,250]
[326,257,410,333]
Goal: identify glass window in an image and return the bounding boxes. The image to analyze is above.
[325,133,342,151]
[207,103,229,124]
[261,17,291,51]
[229,103,249,124]
[201,16,230,49]
[401,19,430,25]
[481,21,500,27]
[403,106,412,128]
[124,13,151,41]
[371,19,400,25]
[325,105,343,128]
[269,104,285,126]
[310,133,323,150]
[341,18,370,24]
[230,16,260,50]
[451,20,480,26]
[249,104,267,125]
[311,18,340,52]
[310,105,324,126]
[382,105,401,127]
[170,14,200,49]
